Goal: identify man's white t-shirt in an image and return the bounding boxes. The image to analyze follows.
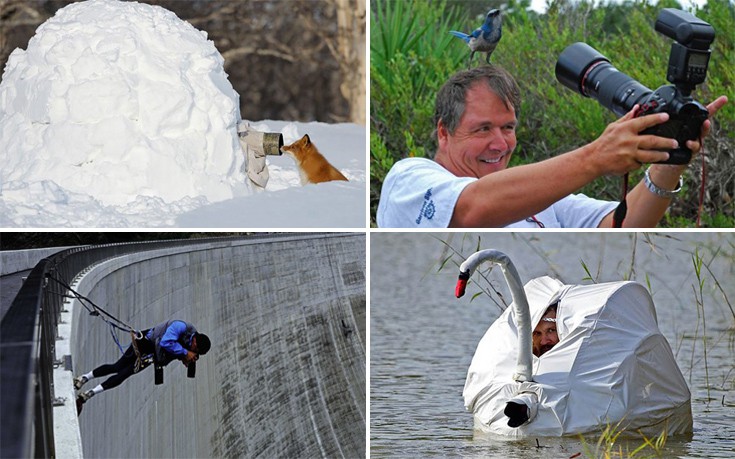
[377,158,618,228]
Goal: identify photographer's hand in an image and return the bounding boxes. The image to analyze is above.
[590,105,677,176]
[599,96,728,228]
[650,95,729,193]
[183,350,198,366]
[684,95,728,153]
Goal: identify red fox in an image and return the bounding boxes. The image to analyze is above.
[280,134,348,185]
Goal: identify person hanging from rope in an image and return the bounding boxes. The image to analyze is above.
[74,319,211,415]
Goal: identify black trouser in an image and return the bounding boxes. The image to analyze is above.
[92,332,154,391]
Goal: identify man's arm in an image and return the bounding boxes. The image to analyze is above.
[159,321,189,359]
[452,97,728,228]
[451,109,674,227]
[597,164,683,227]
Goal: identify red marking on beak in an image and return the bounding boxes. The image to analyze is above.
[456,278,468,298]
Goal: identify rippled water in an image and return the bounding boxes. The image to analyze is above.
[370,232,735,458]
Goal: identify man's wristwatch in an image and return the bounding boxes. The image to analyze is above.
[644,167,683,199]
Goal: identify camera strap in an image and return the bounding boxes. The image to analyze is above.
[697,137,706,227]
[612,173,629,228]
[611,103,656,228]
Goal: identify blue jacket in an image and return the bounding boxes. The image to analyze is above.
[145,320,197,367]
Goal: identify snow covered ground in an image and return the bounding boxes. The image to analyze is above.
[0,0,365,228]
[0,118,365,228]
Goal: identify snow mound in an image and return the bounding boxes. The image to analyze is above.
[0,0,246,210]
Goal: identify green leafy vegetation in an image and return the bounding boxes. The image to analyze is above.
[371,0,734,226]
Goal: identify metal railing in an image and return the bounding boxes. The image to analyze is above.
[0,233,325,458]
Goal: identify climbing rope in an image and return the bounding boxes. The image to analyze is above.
[45,270,144,358]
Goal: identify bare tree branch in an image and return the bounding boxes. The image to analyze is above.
[222,46,296,64]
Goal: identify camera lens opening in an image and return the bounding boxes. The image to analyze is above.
[555,43,609,96]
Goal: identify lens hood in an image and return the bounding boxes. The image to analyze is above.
[556,42,610,96]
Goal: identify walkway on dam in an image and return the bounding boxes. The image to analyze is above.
[1,270,30,319]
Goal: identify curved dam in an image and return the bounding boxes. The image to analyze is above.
[65,234,365,458]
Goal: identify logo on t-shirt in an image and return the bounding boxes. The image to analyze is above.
[415,188,436,224]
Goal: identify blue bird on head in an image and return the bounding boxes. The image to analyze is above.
[450,9,502,69]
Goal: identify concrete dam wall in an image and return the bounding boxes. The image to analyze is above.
[69,234,365,458]
[0,246,76,275]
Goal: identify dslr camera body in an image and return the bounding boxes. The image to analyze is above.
[153,360,196,386]
[556,8,714,165]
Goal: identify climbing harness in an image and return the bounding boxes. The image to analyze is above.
[130,331,154,373]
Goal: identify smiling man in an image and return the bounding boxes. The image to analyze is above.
[376,66,726,228]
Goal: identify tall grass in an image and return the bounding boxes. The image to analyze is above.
[578,421,669,458]
[431,233,511,312]
[691,248,712,403]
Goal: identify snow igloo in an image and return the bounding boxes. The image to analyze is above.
[0,0,247,214]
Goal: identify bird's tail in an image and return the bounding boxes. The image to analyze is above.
[449,30,471,42]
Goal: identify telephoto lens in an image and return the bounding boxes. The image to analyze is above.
[554,40,710,165]
[555,42,652,117]
[155,365,164,385]
[188,361,196,378]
